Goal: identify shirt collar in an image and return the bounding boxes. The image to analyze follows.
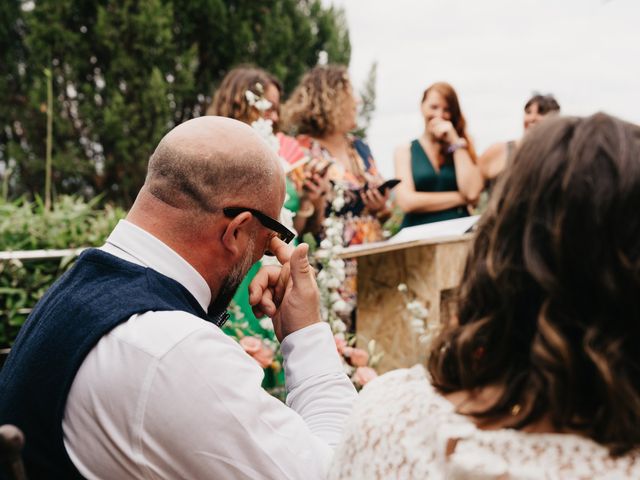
[101,220,212,312]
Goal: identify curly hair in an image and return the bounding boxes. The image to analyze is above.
[207,66,281,124]
[428,113,640,455]
[281,65,352,137]
[422,82,477,162]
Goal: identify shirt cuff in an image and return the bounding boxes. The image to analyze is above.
[281,322,343,390]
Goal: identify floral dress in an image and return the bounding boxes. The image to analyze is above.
[297,135,385,328]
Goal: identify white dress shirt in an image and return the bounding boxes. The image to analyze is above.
[62,220,357,479]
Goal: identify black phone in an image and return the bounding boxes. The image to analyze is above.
[376,178,401,194]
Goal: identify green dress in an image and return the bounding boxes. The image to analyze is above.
[223,178,299,395]
[401,139,468,228]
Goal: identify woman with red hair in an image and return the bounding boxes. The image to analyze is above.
[394,82,483,227]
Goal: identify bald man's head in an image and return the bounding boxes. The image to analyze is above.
[145,116,284,213]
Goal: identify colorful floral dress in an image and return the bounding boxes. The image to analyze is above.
[297,135,385,327]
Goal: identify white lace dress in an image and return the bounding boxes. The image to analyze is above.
[328,365,640,479]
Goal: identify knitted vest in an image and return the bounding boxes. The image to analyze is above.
[0,249,214,478]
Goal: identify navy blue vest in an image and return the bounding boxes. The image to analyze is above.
[0,249,214,478]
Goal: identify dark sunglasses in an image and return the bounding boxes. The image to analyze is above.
[223,206,295,255]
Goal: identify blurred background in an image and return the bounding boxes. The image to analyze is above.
[328,0,640,177]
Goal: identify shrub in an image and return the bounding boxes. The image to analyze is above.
[0,195,125,347]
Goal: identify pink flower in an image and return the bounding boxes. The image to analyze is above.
[352,366,377,386]
[240,336,275,369]
[240,336,261,354]
[346,347,369,367]
[334,335,348,355]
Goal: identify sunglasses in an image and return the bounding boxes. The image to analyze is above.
[223,206,295,255]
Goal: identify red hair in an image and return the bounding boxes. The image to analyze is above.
[422,82,477,163]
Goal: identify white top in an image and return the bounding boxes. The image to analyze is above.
[328,365,640,480]
[62,220,357,479]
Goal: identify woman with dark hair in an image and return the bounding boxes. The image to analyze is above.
[394,82,484,228]
[329,113,640,478]
[479,93,561,183]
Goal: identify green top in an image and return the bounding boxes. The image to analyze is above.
[401,139,468,228]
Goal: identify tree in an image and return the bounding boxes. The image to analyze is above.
[1,0,351,206]
[354,61,377,140]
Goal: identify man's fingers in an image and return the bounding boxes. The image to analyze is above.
[249,265,282,306]
[288,243,313,285]
[273,263,290,306]
[269,237,294,266]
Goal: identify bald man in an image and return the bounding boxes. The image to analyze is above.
[0,117,357,479]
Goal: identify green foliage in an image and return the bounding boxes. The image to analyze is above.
[1,0,351,206]
[0,195,125,347]
[353,61,378,140]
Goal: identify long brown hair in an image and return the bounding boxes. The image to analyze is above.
[428,113,640,455]
[281,65,352,138]
[422,82,477,162]
[207,66,281,124]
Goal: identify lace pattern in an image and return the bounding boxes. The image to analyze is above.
[328,365,640,479]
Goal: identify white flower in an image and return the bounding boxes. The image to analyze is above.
[320,239,332,250]
[332,319,347,333]
[245,90,258,105]
[254,98,272,112]
[332,299,349,314]
[332,196,345,212]
[259,317,274,331]
[407,301,429,319]
[410,318,424,329]
[397,283,408,293]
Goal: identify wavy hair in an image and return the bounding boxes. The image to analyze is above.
[422,82,477,162]
[281,65,352,138]
[428,113,640,455]
[207,66,281,124]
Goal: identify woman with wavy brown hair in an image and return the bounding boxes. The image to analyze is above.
[394,82,484,228]
[282,64,391,246]
[329,112,640,479]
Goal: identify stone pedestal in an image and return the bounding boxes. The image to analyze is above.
[340,234,473,373]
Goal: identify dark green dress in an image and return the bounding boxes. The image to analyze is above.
[401,139,468,228]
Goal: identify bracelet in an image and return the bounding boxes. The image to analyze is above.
[446,138,468,154]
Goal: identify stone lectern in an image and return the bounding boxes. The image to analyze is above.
[339,217,478,373]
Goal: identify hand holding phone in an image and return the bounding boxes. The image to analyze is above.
[376,178,401,194]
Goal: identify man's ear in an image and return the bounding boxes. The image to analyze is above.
[221,211,253,258]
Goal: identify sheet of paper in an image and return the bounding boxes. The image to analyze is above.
[387,215,480,244]
[338,215,480,257]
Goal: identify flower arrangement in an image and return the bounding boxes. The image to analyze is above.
[397,283,440,352]
[314,182,383,388]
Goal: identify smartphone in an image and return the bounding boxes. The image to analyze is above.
[376,178,401,194]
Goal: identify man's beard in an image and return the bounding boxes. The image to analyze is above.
[208,236,256,319]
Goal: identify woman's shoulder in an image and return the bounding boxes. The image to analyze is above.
[328,365,471,479]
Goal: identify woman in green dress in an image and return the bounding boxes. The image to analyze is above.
[394,82,484,228]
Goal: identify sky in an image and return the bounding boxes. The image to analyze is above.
[323,0,640,178]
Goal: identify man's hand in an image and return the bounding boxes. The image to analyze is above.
[248,238,321,342]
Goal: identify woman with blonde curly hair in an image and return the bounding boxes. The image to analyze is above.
[394,82,484,227]
[282,64,391,246]
[330,112,640,478]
